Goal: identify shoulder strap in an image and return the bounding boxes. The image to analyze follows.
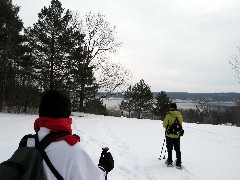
[36,131,69,180]
[36,131,69,150]
[168,112,180,124]
[19,134,35,147]
[175,117,182,124]
[175,117,179,122]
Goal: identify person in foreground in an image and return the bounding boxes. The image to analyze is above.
[163,102,183,169]
[28,89,114,179]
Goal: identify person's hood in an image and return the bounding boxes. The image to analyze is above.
[169,110,182,118]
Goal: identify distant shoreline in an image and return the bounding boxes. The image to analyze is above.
[97,92,240,102]
[102,98,237,110]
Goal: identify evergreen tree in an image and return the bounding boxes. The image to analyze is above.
[0,0,24,110]
[70,47,98,111]
[65,27,98,112]
[16,42,41,113]
[154,91,172,120]
[24,0,78,90]
[120,80,153,118]
[120,85,135,117]
[24,0,105,112]
[84,98,107,115]
[132,79,153,118]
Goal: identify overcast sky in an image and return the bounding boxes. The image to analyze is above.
[13,0,240,93]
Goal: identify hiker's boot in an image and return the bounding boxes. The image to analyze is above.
[165,159,173,167]
[175,160,182,170]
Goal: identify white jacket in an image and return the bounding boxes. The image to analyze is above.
[27,127,105,180]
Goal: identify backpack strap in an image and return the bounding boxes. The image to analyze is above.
[175,117,182,127]
[36,131,69,180]
[19,134,35,147]
[36,131,69,149]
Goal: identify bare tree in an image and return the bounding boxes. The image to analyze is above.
[96,59,132,92]
[229,46,240,82]
[195,99,212,124]
[74,11,132,93]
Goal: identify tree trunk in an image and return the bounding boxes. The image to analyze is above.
[23,83,28,113]
[78,83,85,112]
[50,31,55,90]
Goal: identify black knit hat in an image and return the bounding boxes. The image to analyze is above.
[169,102,177,109]
[39,90,71,118]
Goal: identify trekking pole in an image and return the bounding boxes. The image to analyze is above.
[101,147,109,180]
[158,138,166,160]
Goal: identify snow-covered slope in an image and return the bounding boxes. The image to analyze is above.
[0,113,240,180]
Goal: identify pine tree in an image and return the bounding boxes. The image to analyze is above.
[154,91,172,120]
[24,0,77,90]
[16,42,41,113]
[132,79,153,119]
[120,85,135,117]
[70,48,99,111]
[121,80,153,119]
[0,0,23,110]
[84,98,107,115]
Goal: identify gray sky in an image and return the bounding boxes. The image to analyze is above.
[13,0,240,93]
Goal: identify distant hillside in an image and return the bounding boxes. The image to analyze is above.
[96,92,240,102]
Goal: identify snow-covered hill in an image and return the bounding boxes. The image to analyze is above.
[0,113,240,180]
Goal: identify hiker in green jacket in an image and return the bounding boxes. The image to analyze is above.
[163,103,183,169]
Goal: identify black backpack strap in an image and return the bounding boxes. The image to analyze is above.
[19,134,35,147]
[37,131,69,149]
[36,131,69,180]
[175,117,182,127]
[40,151,64,180]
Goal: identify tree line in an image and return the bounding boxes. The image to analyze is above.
[181,100,240,126]
[118,79,240,126]
[0,0,131,113]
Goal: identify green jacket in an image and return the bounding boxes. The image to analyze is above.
[163,109,183,138]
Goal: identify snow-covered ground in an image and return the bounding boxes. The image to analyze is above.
[0,112,240,180]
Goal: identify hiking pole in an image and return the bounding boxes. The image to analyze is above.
[101,147,109,180]
[158,138,166,160]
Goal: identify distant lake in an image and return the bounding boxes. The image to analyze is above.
[103,98,237,110]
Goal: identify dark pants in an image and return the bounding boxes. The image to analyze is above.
[166,136,181,164]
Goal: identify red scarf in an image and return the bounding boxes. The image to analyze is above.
[34,117,80,146]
